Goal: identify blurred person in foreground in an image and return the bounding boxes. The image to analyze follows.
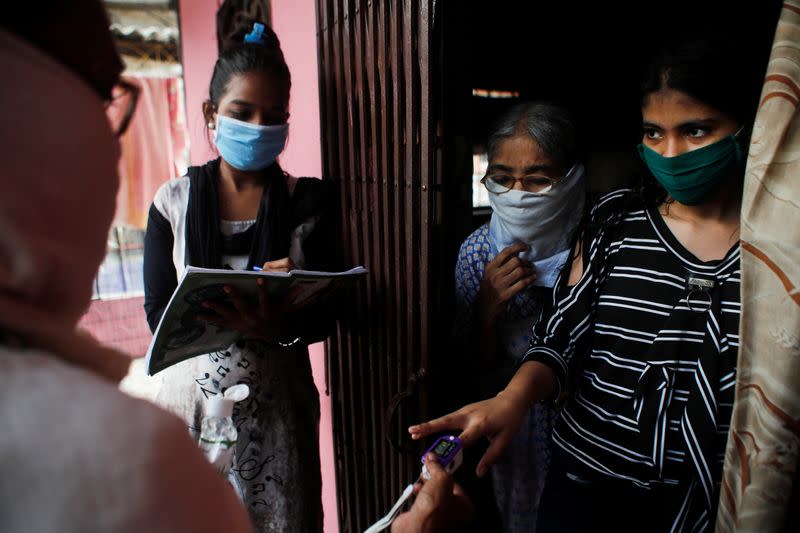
[0,2,467,532]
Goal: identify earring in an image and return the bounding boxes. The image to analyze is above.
[208,122,215,129]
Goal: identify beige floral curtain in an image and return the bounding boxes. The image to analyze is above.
[717,4,800,531]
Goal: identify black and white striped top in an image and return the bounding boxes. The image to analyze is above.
[523,189,740,532]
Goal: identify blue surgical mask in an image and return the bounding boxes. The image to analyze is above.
[214,115,289,171]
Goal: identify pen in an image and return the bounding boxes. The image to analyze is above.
[252,266,262,271]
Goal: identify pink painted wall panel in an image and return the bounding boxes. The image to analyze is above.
[179,0,219,166]
[271,0,324,179]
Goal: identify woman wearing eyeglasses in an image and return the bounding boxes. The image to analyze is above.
[453,102,586,532]
[416,36,764,532]
[0,1,254,532]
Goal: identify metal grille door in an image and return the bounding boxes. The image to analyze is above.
[317,0,438,530]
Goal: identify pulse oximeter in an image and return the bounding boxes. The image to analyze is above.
[421,435,464,479]
[363,435,465,532]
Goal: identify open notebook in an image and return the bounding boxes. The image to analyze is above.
[145,266,367,375]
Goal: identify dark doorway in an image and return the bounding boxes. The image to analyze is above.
[442,1,781,234]
[430,0,781,528]
[317,1,780,531]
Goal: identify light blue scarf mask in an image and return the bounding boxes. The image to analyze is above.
[214,115,289,171]
[488,163,585,287]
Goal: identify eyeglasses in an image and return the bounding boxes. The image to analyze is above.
[481,173,560,194]
[104,79,140,138]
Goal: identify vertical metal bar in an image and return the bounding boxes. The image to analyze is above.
[378,0,395,501]
[401,0,418,484]
[365,0,392,511]
[374,0,399,502]
[331,0,348,188]
[341,1,373,529]
[331,2,358,528]
[358,0,389,515]
[416,0,432,423]
[388,0,407,494]
[352,0,381,522]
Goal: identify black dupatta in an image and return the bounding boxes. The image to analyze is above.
[184,158,291,270]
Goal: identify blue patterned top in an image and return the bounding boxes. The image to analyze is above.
[453,222,555,533]
[454,223,547,360]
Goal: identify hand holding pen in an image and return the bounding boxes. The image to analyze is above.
[252,256,296,273]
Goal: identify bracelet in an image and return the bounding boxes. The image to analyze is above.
[246,335,303,348]
[276,336,303,348]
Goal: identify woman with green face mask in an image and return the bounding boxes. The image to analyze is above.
[635,42,753,263]
[408,37,766,532]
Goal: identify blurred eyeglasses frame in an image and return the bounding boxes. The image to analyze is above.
[480,173,561,194]
[105,79,140,138]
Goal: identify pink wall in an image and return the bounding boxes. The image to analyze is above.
[178,2,338,531]
[178,0,219,166]
[272,0,324,178]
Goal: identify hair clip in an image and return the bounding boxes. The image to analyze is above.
[244,22,266,46]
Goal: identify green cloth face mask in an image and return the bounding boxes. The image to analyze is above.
[637,131,744,205]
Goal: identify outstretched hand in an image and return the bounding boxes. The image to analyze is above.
[407,391,529,478]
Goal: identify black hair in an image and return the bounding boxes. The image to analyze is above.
[487,102,578,171]
[208,20,291,107]
[641,37,761,128]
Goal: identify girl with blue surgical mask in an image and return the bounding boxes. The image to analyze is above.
[143,21,334,532]
[415,38,762,532]
[453,102,585,532]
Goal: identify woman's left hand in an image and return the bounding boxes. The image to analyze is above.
[197,279,289,341]
[260,256,296,273]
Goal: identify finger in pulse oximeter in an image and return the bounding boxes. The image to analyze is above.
[420,435,463,479]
